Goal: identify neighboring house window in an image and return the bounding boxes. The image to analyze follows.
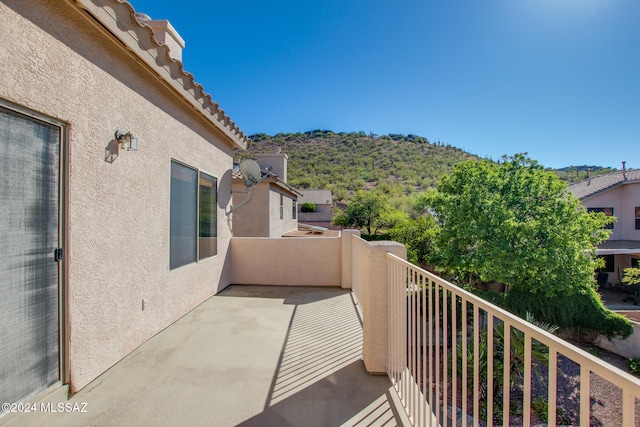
[636,207,640,230]
[598,255,615,272]
[170,161,217,269]
[280,194,284,220]
[292,200,297,220]
[588,207,614,229]
[198,172,217,260]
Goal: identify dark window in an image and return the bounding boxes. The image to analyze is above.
[588,207,614,229]
[170,161,218,269]
[636,207,640,230]
[170,162,197,269]
[198,173,217,260]
[598,255,615,272]
[280,194,284,220]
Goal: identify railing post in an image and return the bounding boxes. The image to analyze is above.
[341,229,360,289]
[361,241,406,374]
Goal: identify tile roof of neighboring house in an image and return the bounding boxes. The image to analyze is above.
[75,0,250,150]
[232,164,302,197]
[568,169,640,201]
[299,190,333,205]
[231,164,244,180]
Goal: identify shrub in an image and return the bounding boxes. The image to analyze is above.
[628,357,640,376]
[622,268,640,285]
[532,397,549,423]
[587,346,602,358]
[361,234,390,241]
[480,287,633,339]
[300,202,317,212]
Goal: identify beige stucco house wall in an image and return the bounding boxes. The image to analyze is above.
[232,180,300,237]
[581,183,640,242]
[569,170,640,283]
[1,0,249,394]
[232,151,301,237]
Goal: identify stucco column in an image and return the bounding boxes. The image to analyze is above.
[340,229,361,289]
[362,241,406,374]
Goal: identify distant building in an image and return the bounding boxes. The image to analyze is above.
[231,151,302,237]
[568,168,640,284]
[298,189,334,228]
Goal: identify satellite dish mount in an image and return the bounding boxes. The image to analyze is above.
[228,159,272,214]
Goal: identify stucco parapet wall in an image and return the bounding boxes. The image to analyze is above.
[230,236,342,287]
[72,0,250,150]
[350,235,407,374]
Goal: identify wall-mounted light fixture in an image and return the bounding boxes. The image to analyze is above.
[115,130,138,151]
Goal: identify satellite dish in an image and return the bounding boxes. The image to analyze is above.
[239,159,262,187]
[227,159,268,216]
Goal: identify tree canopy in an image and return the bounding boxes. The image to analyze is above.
[333,191,404,235]
[428,154,614,297]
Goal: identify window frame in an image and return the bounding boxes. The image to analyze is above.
[170,160,218,270]
[280,193,284,220]
[635,207,640,230]
[198,171,218,260]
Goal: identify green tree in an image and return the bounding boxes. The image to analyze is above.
[430,154,614,297]
[332,191,389,234]
[388,215,438,267]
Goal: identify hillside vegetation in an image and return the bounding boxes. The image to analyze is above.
[247,131,481,205]
[245,131,617,204]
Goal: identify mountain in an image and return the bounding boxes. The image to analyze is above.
[553,165,620,184]
[245,131,481,205]
[243,131,619,204]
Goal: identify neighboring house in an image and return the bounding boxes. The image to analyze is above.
[298,189,334,228]
[231,150,302,237]
[569,168,640,284]
[1,0,251,404]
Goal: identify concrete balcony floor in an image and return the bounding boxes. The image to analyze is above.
[5,285,403,427]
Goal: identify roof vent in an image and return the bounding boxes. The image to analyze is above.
[135,13,186,62]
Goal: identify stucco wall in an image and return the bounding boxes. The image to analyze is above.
[232,182,270,237]
[231,182,298,237]
[1,0,236,391]
[595,320,640,359]
[299,204,333,223]
[583,183,640,241]
[350,235,407,374]
[268,186,298,237]
[230,236,342,286]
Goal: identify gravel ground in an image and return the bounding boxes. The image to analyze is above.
[506,342,640,426]
[556,342,640,427]
[430,341,640,426]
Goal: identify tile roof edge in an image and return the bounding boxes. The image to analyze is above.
[73,0,250,150]
[569,171,640,200]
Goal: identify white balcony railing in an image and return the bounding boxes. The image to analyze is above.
[387,253,640,427]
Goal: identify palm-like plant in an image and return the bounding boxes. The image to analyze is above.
[455,312,558,421]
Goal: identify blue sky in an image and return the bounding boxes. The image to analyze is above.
[130,0,639,169]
